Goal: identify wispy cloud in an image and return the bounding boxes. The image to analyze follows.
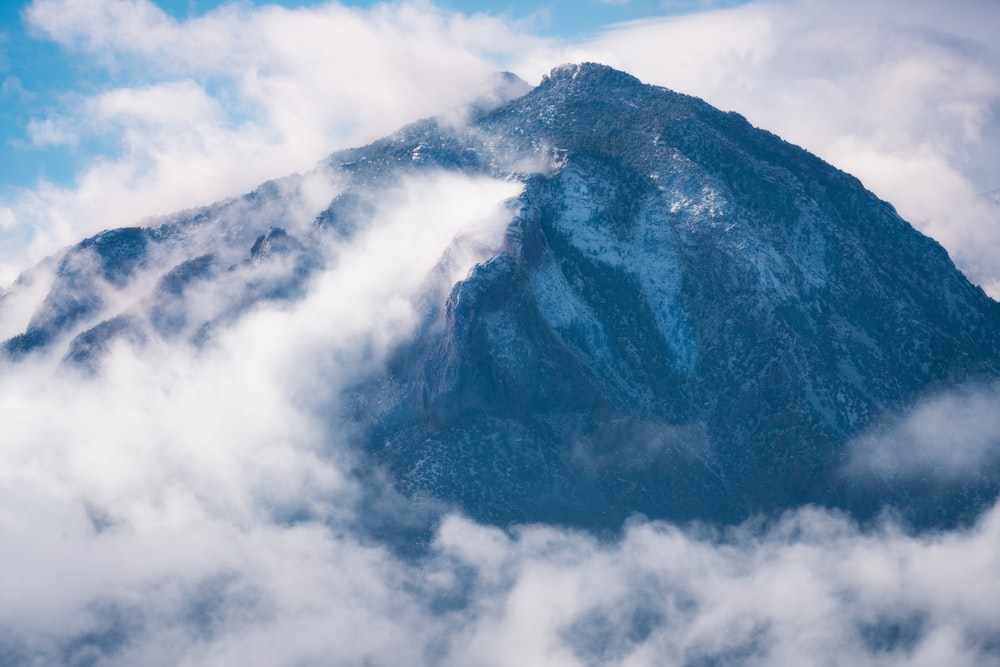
[0,0,551,285]
[846,383,1000,480]
[0,167,523,665]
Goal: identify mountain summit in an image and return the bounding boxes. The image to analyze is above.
[355,63,1000,526]
[5,63,1000,528]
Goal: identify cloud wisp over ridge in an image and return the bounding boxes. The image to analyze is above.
[0,167,524,664]
[0,0,551,285]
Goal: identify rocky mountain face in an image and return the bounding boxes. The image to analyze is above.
[5,63,1000,528]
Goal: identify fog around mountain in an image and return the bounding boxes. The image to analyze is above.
[2,192,999,664]
[2,60,1000,666]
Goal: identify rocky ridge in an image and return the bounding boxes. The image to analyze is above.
[4,63,999,528]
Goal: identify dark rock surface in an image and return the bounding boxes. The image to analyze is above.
[357,63,1000,526]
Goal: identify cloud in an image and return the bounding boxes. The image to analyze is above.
[846,383,1000,480]
[1,76,35,102]
[434,508,1000,666]
[0,168,522,664]
[2,164,999,667]
[25,116,80,147]
[0,0,552,286]
[5,412,1000,667]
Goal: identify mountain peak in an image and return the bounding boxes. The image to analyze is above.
[543,62,642,86]
[4,63,1000,530]
[537,63,647,101]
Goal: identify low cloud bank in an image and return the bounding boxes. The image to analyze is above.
[2,170,1000,666]
[847,383,1000,481]
[4,461,1000,666]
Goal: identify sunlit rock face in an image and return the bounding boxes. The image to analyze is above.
[5,63,1000,528]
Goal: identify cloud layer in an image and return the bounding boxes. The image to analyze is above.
[2,159,999,667]
[3,325,1000,665]
[4,336,1000,667]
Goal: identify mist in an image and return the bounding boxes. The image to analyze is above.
[3,166,1000,665]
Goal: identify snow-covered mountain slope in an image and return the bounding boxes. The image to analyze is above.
[353,64,1000,527]
[4,63,999,528]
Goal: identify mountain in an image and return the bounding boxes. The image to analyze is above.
[4,63,1000,529]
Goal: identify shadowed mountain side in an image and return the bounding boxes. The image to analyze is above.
[355,64,1000,528]
[3,64,999,529]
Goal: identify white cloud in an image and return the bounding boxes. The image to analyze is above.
[0,169,522,665]
[1,162,997,664]
[434,508,1000,666]
[1,75,36,102]
[0,0,552,286]
[5,424,1000,667]
[25,116,79,147]
[847,383,1000,480]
